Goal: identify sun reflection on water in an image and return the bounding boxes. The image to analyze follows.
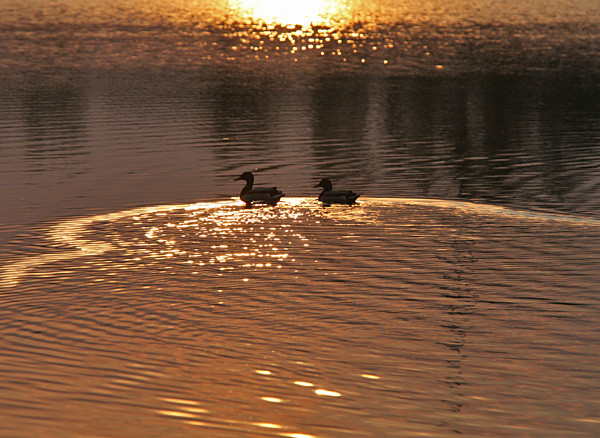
[219,0,386,66]
[2,196,600,436]
[2,0,596,73]
[2,197,598,289]
[232,0,344,27]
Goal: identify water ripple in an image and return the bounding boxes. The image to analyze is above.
[1,198,599,436]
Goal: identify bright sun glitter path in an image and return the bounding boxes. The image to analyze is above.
[231,0,343,27]
[2,197,599,289]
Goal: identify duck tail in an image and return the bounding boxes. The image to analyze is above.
[348,193,360,204]
[266,194,284,206]
[268,187,283,196]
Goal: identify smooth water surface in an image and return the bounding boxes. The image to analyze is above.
[1,0,600,436]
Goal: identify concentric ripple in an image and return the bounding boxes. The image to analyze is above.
[1,198,599,437]
[3,197,599,289]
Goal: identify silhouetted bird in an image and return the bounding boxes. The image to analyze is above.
[234,171,284,208]
[314,178,360,206]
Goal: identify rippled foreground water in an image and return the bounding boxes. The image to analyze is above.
[1,198,600,436]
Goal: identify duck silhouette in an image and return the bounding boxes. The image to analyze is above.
[235,171,284,208]
[314,178,360,206]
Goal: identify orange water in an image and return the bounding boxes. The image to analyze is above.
[1,0,600,436]
[1,198,600,436]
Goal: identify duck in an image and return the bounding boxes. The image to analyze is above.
[234,171,284,208]
[314,178,360,206]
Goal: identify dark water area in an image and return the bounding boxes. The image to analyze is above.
[1,1,600,237]
[2,69,600,239]
[1,0,600,436]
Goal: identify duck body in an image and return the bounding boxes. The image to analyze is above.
[315,178,359,206]
[235,172,284,207]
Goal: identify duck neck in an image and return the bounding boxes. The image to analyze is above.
[240,179,253,196]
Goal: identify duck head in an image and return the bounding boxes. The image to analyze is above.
[314,178,333,191]
[235,171,254,183]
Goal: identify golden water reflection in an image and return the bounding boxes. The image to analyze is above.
[232,0,345,27]
[154,363,348,437]
[3,0,596,72]
[2,197,599,288]
[1,198,600,436]
[222,0,387,66]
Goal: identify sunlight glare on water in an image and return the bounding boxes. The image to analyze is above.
[231,0,342,27]
[1,0,598,72]
[1,198,600,436]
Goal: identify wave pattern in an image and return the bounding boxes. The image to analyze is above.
[1,0,599,74]
[1,198,599,436]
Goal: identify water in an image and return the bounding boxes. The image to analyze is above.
[1,0,600,436]
[2,199,600,436]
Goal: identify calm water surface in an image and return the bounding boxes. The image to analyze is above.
[1,0,600,436]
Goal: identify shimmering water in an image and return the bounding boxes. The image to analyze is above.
[2,199,600,437]
[1,0,600,436]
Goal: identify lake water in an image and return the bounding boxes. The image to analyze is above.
[1,1,600,436]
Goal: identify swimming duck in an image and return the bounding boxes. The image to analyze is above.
[314,178,360,206]
[235,171,284,208]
